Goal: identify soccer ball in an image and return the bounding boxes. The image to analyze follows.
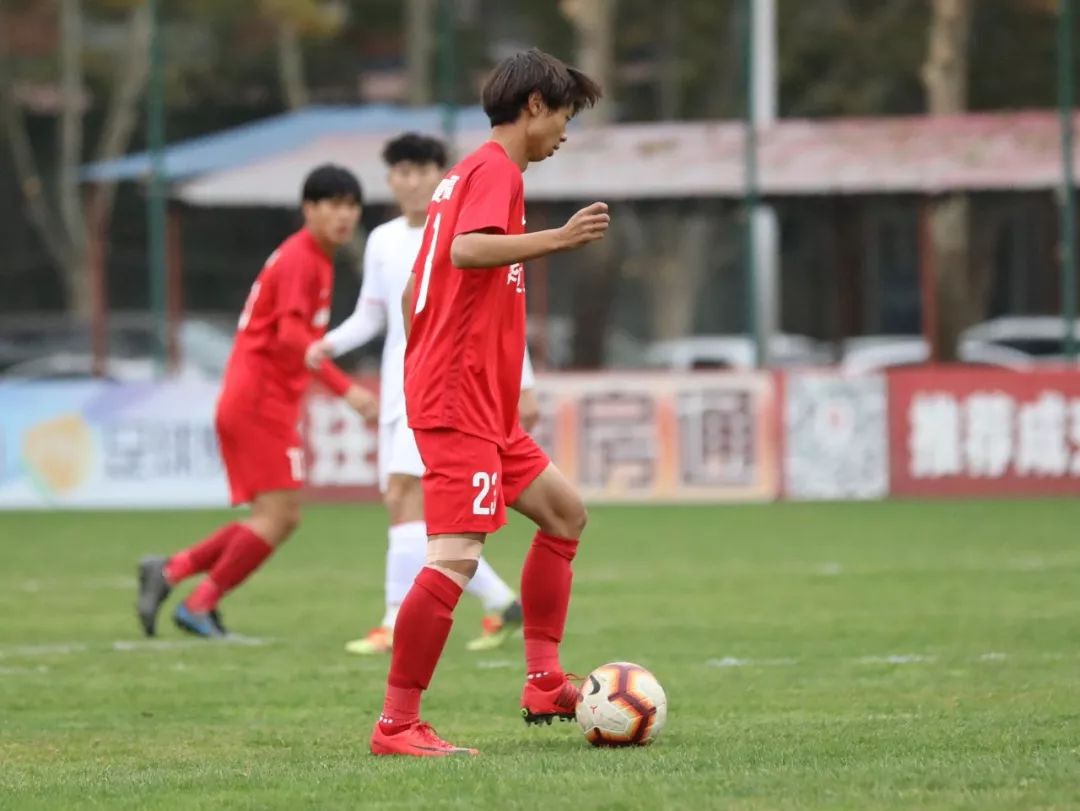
[575,661,667,746]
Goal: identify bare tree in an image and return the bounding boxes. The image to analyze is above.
[405,0,435,106]
[558,0,614,125]
[262,0,347,109]
[0,0,151,316]
[921,0,973,360]
[275,20,309,109]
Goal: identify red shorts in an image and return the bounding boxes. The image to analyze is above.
[414,425,550,535]
[215,403,303,506]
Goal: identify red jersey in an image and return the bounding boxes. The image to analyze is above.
[221,228,335,426]
[404,141,527,448]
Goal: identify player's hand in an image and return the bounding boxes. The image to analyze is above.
[558,202,610,250]
[518,388,540,432]
[305,339,332,371]
[344,384,378,422]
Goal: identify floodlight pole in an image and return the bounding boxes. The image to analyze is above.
[436,0,458,156]
[1060,0,1077,361]
[147,0,167,375]
[742,0,776,368]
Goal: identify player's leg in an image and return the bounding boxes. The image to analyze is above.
[172,412,303,638]
[347,417,428,654]
[173,488,299,638]
[135,406,258,636]
[503,429,587,724]
[370,532,482,757]
[457,421,520,650]
[370,429,503,757]
[463,556,522,652]
[345,468,426,654]
[137,523,238,637]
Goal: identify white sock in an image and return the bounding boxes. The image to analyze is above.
[383,521,427,629]
[466,556,516,613]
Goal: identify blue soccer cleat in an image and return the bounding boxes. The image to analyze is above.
[173,602,228,639]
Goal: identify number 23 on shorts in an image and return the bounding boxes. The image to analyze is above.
[472,471,498,516]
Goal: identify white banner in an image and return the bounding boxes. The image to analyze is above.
[0,380,229,509]
[784,372,888,500]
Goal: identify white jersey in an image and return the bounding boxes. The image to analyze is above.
[326,217,420,425]
[325,215,534,425]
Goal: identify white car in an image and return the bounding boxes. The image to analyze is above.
[0,317,235,382]
[643,334,832,371]
[840,335,1034,374]
[960,316,1080,362]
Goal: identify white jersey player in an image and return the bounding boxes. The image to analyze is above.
[306,133,534,654]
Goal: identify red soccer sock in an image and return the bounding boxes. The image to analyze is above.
[521,531,579,684]
[164,523,240,585]
[184,525,274,613]
[379,567,463,732]
[185,578,224,613]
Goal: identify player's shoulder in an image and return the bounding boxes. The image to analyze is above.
[267,229,320,275]
[454,144,522,195]
[463,142,517,175]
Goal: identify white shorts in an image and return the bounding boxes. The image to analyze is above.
[377,417,426,492]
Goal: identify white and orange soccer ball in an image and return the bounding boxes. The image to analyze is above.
[575,661,667,746]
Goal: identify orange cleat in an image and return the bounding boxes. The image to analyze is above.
[370,720,479,757]
[520,673,581,725]
[344,626,392,655]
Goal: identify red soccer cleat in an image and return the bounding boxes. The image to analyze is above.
[369,720,479,757]
[520,673,581,726]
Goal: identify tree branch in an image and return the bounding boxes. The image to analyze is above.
[276,19,309,109]
[58,0,85,250]
[0,45,69,272]
[90,1,152,220]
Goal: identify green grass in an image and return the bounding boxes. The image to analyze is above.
[1,500,1080,810]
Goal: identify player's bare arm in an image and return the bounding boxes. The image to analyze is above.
[450,202,610,269]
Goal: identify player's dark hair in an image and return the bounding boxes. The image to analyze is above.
[382,132,448,169]
[481,48,602,127]
[301,164,363,204]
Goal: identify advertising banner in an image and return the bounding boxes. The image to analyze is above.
[0,380,229,508]
[784,372,889,500]
[0,372,778,508]
[888,368,1080,497]
[533,372,778,503]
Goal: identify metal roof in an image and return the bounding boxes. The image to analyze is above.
[172,109,1080,206]
[79,104,488,183]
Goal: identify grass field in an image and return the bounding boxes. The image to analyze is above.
[1,500,1079,810]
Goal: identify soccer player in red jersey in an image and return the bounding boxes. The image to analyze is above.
[136,165,377,639]
[369,49,608,757]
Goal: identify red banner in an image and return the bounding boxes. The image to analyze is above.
[888,367,1080,497]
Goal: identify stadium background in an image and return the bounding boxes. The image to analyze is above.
[2,3,1080,809]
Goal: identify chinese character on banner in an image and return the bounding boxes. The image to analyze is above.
[677,389,754,486]
[577,392,655,491]
[1015,392,1068,476]
[963,392,1014,478]
[104,423,148,480]
[306,397,377,487]
[908,392,962,478]
[1069,399,1080,475]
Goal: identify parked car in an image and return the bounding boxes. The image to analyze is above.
[643,334,832,371]
[840,335,1034,374]
[960,316,1080,362]
[0,313,235,381]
